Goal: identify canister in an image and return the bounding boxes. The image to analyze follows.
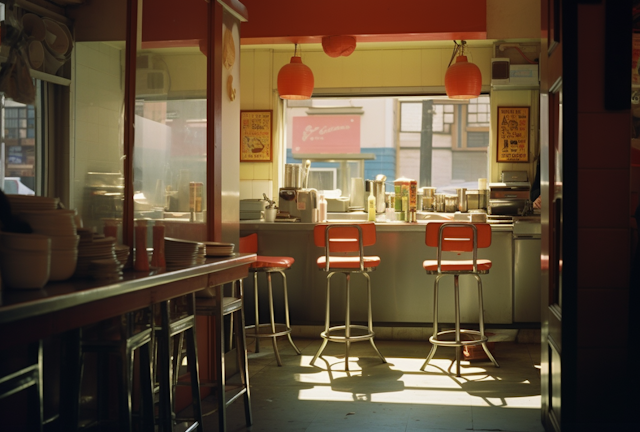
[409,180,418,213]
[434,193,446,212]
[456,188,467,212]
[394,177,411,219]
[422,187,436,211]
[444,194,458,212]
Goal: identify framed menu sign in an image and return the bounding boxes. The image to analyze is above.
[496,106,530,163]
[240,110,272,162]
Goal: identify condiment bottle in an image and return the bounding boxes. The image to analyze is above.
[134,219,150,271]
[150,220,166,269]
[368,181,376,222]
[318,193,327,223]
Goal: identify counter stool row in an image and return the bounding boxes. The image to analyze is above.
[241,221,499,378]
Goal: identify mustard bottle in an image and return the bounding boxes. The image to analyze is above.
[368,181,376,222]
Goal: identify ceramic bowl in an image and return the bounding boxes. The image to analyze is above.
[0,232,51,252]
[0,245,50,289]
[49,248,78,281]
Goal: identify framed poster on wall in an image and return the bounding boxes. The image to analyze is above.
[240,110,273,162]
[496,106,530,163]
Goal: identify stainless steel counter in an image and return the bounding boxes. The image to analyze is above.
[240,221,517,326]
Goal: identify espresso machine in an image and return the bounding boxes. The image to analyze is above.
[279,161,319,221]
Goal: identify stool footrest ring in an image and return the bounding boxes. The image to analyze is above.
[430,329,488,347]
[245,323,292,338]
[321,325,375,343]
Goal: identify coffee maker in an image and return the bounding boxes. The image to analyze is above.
[278,163,304,219]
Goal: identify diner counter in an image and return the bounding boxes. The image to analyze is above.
[0,253,256,348]
[239,219,533,326]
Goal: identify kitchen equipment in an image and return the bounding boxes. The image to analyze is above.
[350,177,364,209]
[284,164,302,189]
[302,160,311,189]
[488,182,531,215]
[456,188,468,212]
[501,170,528,182]
[326,196,350,212]
[373,175,386,213]
[297,188,317,223]
[240,199,268,220]
[278,188,300,218]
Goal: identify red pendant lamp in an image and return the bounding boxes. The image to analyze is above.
[322,35,356,58]
[277,45,314,100]
[444,41,482,99]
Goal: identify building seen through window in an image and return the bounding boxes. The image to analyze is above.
[284,95,490,196]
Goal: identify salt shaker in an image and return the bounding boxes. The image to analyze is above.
[150,220,166,269]
[134,219,150,271]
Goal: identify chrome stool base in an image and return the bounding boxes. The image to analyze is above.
[311,271,386,371]
[247,269,301,366]
[421,273,499,377]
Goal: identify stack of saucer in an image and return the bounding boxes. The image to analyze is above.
[114,245,130,267]
[74,236,117,278]
[6,194,59,213]
[90,258,124,281]
[165,237,200,269]
[203,241,235,257]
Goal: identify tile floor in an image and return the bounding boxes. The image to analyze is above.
[199,335,545,432]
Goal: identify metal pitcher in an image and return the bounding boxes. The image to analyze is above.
[373,174,386,213]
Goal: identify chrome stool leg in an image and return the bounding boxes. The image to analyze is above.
[344,273,351,371]
[267,272,282,366]
[421,274,443,371]
[311,273,333,366]
[454,274,462,377]
[364,273,386,363]
[253,272,261,354]
[280,271,301,355]
[475,275,499,368]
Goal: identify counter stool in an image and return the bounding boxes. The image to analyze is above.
[0,341,44,431]
[76,309,155,431]
[240,233,301,366]
[156,293,203,432]
[420,222,500,377]
[193,279,252,432]
[311,223,386,371]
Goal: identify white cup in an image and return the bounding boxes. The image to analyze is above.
[264,208,277,222]
[385,208,396,222]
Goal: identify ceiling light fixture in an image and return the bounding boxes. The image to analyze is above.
[444,40,482,99]
[277,44,314,100]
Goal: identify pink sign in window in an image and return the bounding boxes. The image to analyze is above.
[292,115,361,154]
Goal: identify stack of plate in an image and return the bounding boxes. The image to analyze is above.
[196,243,206,265]
[74,236,117,278]
[90,258,124,281]
[165,237,200,269]
[6,194,59,213]
[203,241,235,257]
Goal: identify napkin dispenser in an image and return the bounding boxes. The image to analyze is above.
[326,196,350,212]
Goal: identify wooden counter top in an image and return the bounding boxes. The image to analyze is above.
[0,253,256,347]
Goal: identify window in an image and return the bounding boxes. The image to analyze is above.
[2,88,41,195]
[284,95,490,196]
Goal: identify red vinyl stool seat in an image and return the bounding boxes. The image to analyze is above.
[421,222,499,377]
[311,223,386,371]
[240,233,300,366]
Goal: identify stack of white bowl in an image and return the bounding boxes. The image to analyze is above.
[0,232,51,289]
[19,209,79,282]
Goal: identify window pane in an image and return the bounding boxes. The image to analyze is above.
[400,103,422,132]
[282,95,490,198]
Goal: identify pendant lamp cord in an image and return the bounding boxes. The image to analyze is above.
[294,43,299,57]
[447,40,469,68]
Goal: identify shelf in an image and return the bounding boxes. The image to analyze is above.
[30,68,70,86]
